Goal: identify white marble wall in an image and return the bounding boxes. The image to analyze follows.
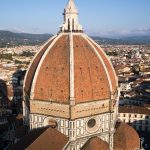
[30,111,116,150]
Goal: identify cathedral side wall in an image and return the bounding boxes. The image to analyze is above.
[30,111,116,150]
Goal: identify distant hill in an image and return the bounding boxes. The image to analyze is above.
[0,31,53,47]
[91,36,125,45]
[0,30,150,47]
[121,36,150,45]
[92,36,150,45]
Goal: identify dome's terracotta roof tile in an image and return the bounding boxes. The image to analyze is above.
[91,41,117,94]
[24,37,55,96]
[74,35,110,103]
[24,33,118,104]
[33,35,70,103]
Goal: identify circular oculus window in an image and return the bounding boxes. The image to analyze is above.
[48,119,57,128]
[87,118,96,128]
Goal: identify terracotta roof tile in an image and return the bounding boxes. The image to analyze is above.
[119,105,150,115]
[24,34,117,104]
[10,127,48,150]
[27,127,68,150]
[10,127,68,150]
[24,37,55,96]
[33,35,70,103]
[74,35,110,103]
[92,41,117,94]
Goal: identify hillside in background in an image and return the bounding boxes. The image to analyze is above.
[0,31,52,47]
[92,36,150,45]
[0,30,150,47]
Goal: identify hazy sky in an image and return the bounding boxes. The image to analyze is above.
[0,0,150,37]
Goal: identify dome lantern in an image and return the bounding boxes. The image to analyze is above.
[60,0,83,33]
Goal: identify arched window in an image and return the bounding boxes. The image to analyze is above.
[72,19,75,31]
[68,19,70,31]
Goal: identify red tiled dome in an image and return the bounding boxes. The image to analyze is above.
[81,137,109,150]
[114,122,140,150]
[24,33,117,104]
[24,0,118,106]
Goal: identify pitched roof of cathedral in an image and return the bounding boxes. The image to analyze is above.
[114,122,140,150]
[26,127,68,150]
[10,123,140,150]
[10,127,48,150]
[10,127,69,150]
[81,137,109,150]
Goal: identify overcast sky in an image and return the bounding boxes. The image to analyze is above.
[0,0,150,37]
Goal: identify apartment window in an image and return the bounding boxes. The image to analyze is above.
[145,126,148,131]
[34,123,37,128]
[146,116,149,119]
[139,126,142,131]
[139,120,142,125]
[145,120,148,125]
